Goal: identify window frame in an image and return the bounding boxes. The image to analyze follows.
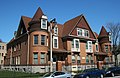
[54,26,58,35]
[33,35,38,45]
[41,35,46,46]
[41,19,47,29]
[53,36,58,48]
[40,53,45,64]
[33,52,38,64]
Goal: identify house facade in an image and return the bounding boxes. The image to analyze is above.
[3,7,113,73]
[0,41,7,66]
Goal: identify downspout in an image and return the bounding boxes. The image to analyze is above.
[27,31,29,65]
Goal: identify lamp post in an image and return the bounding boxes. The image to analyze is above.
[50,18,57,72]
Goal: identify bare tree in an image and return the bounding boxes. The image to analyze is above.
[106,22,120,66]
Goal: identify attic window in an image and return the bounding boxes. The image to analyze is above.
[21,28,23,34]
[41,15,47,29]
[77,28,89,37]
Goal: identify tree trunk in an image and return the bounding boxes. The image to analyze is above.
[114,55,118,66]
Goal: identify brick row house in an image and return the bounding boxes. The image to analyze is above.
[0,41,7,66]
[3,7,113,73]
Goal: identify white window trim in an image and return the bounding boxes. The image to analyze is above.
[86,41,93,52]
[41,15,48,29]
[53,36,58,48]
[71,39,80,51]
[54,26,58,35]
[77,28,89,38]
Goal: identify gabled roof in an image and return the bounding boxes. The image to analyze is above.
[99,26,108,37]
[62,14,96,39]
[31,7,43,22]
[21,16,31,30]
[62,15,82,37]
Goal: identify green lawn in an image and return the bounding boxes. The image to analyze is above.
[0,70,44,78]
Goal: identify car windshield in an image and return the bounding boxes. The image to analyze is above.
[43,72,53,77]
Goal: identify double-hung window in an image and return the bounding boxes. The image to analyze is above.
[34,35,38,45]
[71,39,80,51]
[86,41,93,52]
[53,36,58,48]
[41,15,47,29]
[77,28,82,36]
[41,35,45,45]
[40,53,45,64]
[33,53,38,64]
[84,30,89,37]
[105,45,108,52]
[54,26,58,35]
[77,56,81,64]
[72,55,75,63]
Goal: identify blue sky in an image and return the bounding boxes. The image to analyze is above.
[0,0,120,42]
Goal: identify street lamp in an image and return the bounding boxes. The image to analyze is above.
[50,18,57,72]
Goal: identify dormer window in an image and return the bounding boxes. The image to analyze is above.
[54,26,58,35]
[41,15,47,29]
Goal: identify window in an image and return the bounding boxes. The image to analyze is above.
[54,39,57,47]
[86,55,89,63]
[105,45,108,52]
[96,45,98,51]
[71,39,80,51]
[21,28,23,34]
[53,36,58,48]
[72,39,79,48]
[76,40,79,48]
[86,42,88,50]
[40,53,45,64]
[84,30,89,37]
[86,41,93,52]
[72,55,75,63]
[77,28,82,36]
[41,19,47,29]
[77,28,89,37]
[77,56,81,64]
[72,40,74,48]
[33,53,38,64]
[54,26,58,35]
[90,55,93,64]
[41,35,45,45]
[34,35,38,45]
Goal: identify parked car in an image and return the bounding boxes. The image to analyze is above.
[73,68,105,78]
[42,71,72,78]
[105,66,120,77]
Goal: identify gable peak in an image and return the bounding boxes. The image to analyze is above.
[99,26,108,37]
[31,7,44,21]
